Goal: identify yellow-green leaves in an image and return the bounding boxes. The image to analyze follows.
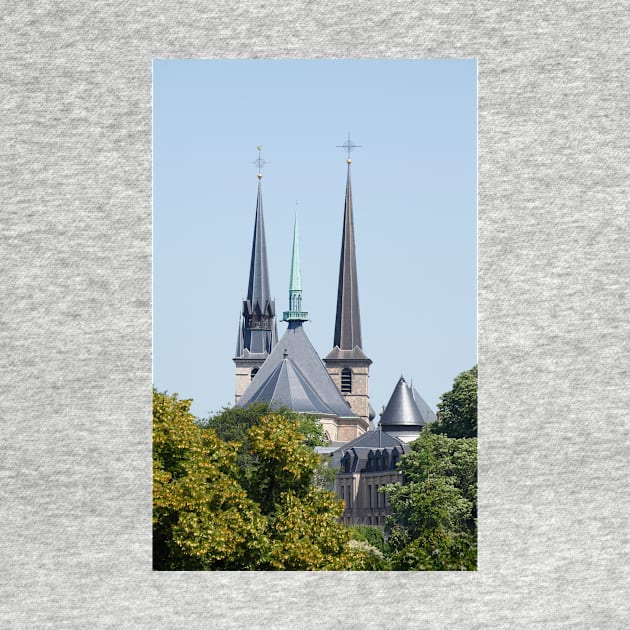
[153,391,353,570]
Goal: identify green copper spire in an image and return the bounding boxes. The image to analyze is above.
[289,212,301,292]
[283,211,308,322]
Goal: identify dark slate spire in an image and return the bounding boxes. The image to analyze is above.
[236,172,277,357]
[333,159,363,351]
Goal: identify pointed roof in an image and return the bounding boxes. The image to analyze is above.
[242,355,338,415]
[331,161,363,353]
[289,212,301,292]
[236,177,276,357]
[411,385,438,424]
[247,179,272,312]
[333,429,410,473]
[335,428,408,453]
[282,212,308,323]
[238,322,357,418]
[380,376,426,429]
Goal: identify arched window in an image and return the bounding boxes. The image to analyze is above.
[341,368,352,393]
[250,368,259,381]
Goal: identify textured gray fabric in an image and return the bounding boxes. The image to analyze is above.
[2,2,629,628]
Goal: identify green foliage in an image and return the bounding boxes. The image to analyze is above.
[311,454,337,491]
[430,365,477,438]
[388,530,477,571]
[348,525,388,553]
[346,539,391,571]
[154,390,356,570]
[385,430,477,570]
[242,414,320,513]
[202,402,328,448]
[266,488,352,570]
[346,526,391,570]
[152,389,267,570]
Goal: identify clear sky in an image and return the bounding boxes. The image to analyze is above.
[153,59,477,420]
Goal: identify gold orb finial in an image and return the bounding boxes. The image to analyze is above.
[347,158,352,165]
[257,172,263,180]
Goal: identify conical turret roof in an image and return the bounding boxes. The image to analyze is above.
[411,385,438,424]
[380,376,425,429]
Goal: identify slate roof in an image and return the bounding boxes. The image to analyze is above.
[333,429,410,473]
[331,163,363,352]
[242,356,338,415]
[336,429,408,452]
[237,321,358,418]
[247,180,272,313]
[236,179,277,356]
[411,385,438,424]
[380,376,435,429]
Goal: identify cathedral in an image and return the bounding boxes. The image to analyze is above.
[232,143,436,525]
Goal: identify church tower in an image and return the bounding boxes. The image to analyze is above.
[324,137,373,432]
[234,153,278,402]
[237,209,361,443]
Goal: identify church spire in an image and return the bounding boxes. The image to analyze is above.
[283,210,308,323]
[332,151,363,351]
[324,137,371,430]
[235,149,277,357]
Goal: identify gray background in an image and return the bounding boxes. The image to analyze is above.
[2,2,629,628]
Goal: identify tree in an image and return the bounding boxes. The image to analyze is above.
[385,430,477,570]
[201,402,328,449]
[153,390,360,570]
[152,389,267,570]
[431,365,477,438]
[202,403,332,491]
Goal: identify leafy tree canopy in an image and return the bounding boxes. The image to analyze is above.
[385,430,477,570]
[430,365,477,438]
[152,389,266,570]
[201,402,328,448]
[153,390,371,570]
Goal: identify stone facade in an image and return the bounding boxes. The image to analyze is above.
[233,355,267,403]
[332,432,409,526]
[324,359,371,430]
[336,468,402,527]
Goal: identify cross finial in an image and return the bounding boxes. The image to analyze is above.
[337,132,362,163]
[251,145,269,179]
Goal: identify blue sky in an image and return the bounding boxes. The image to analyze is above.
[153,59,477,419]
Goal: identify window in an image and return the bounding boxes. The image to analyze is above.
[250,368,259,381]
[341,368,352,393]
[368,484,372,508]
